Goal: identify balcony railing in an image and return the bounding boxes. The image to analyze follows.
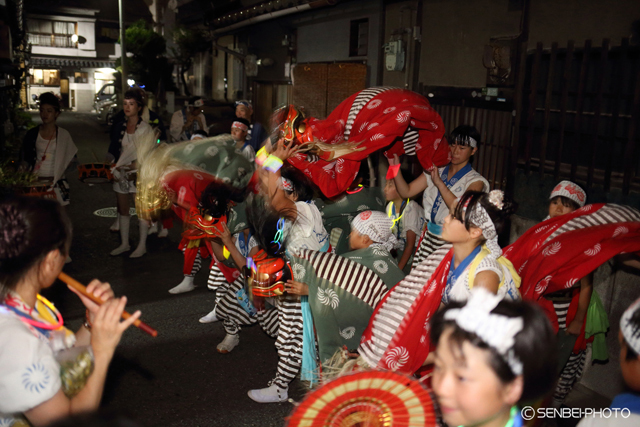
[28,33,76,48]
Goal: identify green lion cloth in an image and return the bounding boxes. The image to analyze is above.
[171,135,255,189]
[292,247,405,366]
[314,187,386,255]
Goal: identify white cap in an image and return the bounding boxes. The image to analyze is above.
[550,180,586,207]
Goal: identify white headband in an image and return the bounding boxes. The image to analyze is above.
[279,177,294,192]
[232,121,249,132]
[550,180,586,207]
[454,136,478,148]
[621,297,640,356]
[464,190,504,260]
[352,210,398,252]
[444,287,524,375]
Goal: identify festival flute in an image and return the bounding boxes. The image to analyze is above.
[58,272,158,338]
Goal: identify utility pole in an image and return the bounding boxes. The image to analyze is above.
[118,0,128,99]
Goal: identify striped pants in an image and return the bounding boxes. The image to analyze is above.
[553,298,587,404]
[216,278,304,389]
[207,262,230,304]
[184,248,202,277]
[411,228,446,271]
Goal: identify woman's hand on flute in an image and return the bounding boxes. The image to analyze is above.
[68,279,115,323]
[91,296,141,361]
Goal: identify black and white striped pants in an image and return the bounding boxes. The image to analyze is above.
[553,299,587,404]
[207,262,230,302]
[411,228,446,271]
[215,278,303,389]
[183,247,202,277]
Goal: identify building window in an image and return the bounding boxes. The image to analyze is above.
[349,18,369,57]
[74,72,88,83]
[27,19,76,48]
[33,69,61,86]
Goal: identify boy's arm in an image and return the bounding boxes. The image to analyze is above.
[567,273,593,335]
[398,230,416,270]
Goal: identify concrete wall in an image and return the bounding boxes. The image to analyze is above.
[69,82,95,112]
[294,0,383,86]
[406,0,640,89]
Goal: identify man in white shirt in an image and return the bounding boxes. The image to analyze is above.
[170,96,207,142]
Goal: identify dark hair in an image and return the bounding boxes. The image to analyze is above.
[0,197,72,298]
[281,166,315,202]
[624,306,640,361]
[199,182,246,219]
[549,196,580,211]
[39,92,61,112]
[193,129,208,138]
[431,298,557,404]
[453,191,517,237]
[124,88,145,112]
[189,96,202,105]
[449,124,481,148]
[245,194,295,257]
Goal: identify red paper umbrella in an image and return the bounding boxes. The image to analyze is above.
[287,370,437,427]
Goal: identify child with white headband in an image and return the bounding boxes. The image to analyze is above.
[440,190,520,304]
[431,287,557,427]
[230,118,255,162]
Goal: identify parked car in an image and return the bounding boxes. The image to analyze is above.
[96,94,118,125]
[94,83,117,107]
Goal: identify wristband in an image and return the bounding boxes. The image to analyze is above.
[223,245,231,259]
[255,147,268,166]
[264,155,284,173]
[386,164,401,180]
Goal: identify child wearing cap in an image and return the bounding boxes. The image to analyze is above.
[230,118,255,162]
[542,181,608,406]
[577,297,640,426]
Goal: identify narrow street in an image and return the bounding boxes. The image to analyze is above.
[37,111,299,426]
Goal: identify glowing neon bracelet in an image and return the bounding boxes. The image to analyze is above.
[264,155,284,173]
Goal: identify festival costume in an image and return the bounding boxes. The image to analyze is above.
[21,126,77,205]
[314,186,386,255]
[387,200,425,274]
[276,88,451,198]
[0,293,91,426]
[411,165,489,270]
[358,203,640,376]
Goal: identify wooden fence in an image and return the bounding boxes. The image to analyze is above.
[517,38,640,194]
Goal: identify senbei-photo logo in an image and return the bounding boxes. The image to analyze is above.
[520,406,631,421]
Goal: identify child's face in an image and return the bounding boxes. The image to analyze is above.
[618,330,640,391]
[548,197,576,219]
[383,180,399,201]
[231,127,247,142]
[449,142,477,166]
[349,229,370,251]
[432,327,519,427]
[441,211,481,244]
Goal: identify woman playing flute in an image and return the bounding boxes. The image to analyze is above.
[0,196,140,426]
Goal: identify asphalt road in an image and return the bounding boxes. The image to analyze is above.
[35,112,299,427]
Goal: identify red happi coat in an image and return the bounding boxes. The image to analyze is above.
[358,203,640,375]
[287,88,451,198]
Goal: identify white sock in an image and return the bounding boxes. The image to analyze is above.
[110,213,121,231]
[169,276,196,294]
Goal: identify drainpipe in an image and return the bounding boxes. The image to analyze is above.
[213,0,339,35]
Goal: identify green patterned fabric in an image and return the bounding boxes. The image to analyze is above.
[342,247,405,290]
[314,187,386,255]
[292,247,404,365]
[172,134,255,189]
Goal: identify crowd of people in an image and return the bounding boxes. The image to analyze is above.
[1,86,639,427]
